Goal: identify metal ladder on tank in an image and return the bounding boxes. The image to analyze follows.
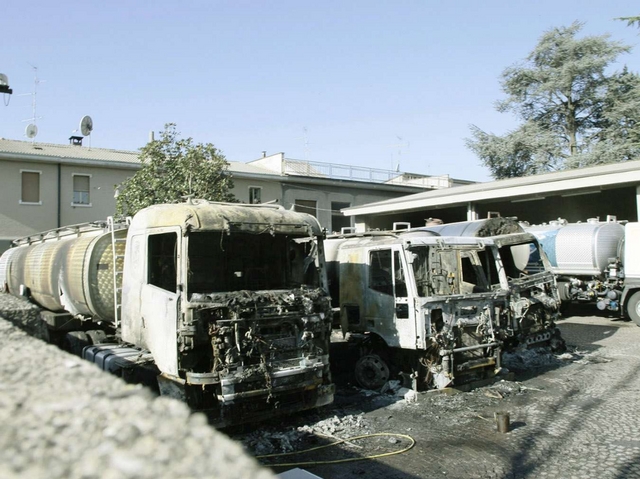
[108,216,130,329]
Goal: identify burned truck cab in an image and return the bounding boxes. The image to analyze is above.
[421,218,562,350]
[121,200,334,426]
[325,221,561,391]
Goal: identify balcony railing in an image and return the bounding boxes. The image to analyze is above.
[282,159,451,189]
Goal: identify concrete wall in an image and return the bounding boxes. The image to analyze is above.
[0,160,60,238]
[359,205,469,231]
[59,164,133,225]
[231,177,282,205]
[247,152,284,173]
[0,160,134,241]
[281,183,410,233]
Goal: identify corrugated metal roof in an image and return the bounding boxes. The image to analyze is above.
[343,159,640,216]
[0,138,277,176]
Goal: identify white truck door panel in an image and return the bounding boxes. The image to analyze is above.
[141,284,179,376]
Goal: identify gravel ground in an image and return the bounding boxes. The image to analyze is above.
[0,293,274,479]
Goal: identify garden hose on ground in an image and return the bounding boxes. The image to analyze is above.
[255,432,416,468]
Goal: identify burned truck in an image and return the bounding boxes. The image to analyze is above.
[0,200,334,426]
[325,218,562,391]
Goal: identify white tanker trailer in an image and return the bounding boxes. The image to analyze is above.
[523,216,640,325]
[0,199,334,426]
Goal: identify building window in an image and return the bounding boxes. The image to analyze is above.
[20,170,41,204]
[294,199,317,217]
[331,201,351,233]
[72,174,91,206]
[249,186,262,204]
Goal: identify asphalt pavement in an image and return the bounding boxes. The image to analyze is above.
[234,305,640,479]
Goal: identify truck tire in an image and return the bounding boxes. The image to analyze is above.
[627,291,640,327]
[557,281,572,316]
[354,354,390,390]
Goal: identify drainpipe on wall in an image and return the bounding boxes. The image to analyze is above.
[57,163,61,228]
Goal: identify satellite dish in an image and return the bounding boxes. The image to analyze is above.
[79,115,93,136]
[25,124,38,139]
[0,73,12,95]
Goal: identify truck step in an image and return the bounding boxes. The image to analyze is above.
[83,344,153,373]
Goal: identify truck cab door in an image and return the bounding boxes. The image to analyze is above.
[140,230,180,377]
[366,248,417,349]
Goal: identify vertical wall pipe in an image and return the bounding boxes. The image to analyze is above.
[57,162,61,228]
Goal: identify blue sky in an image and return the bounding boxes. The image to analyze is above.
[2,1,639,182]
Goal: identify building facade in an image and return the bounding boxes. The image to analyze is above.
[0,139,459,253]
[248,153,470,234]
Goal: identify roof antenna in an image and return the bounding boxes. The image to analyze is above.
[387,136,409,172]
[20,64,44,144]
[295,127,311,161]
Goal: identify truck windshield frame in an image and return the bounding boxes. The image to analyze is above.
[499,241,543,280]
[186,231,321,297]
[410,245,495,296]
[368,248,407,298]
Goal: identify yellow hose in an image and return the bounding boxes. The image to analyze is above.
[256,432,415,468]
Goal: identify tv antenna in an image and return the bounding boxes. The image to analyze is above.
[20,65,44,143]
[0,73,12,106]
[295,127,311,161]
[386,136,409,172]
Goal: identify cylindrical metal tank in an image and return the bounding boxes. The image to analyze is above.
[525,219,624,276]
[22,239,72,311]
[0,225,127,323]
[0,246,27,294]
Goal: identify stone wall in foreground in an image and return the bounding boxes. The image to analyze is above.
[0,293,274,479]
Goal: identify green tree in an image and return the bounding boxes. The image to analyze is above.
[116,123,235,215]
[616,16,640,29]
[467,22,640,179]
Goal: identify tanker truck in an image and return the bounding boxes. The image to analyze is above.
[325,217,562,391]
[523,216,640,325]
[0,199,334,426]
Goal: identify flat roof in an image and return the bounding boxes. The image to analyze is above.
[343,159,640,216]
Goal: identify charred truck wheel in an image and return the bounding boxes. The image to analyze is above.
[354,354,390,390]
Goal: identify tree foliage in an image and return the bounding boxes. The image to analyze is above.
[115,124,235,215]
[467,22,640,179]
[616,15,640,29]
